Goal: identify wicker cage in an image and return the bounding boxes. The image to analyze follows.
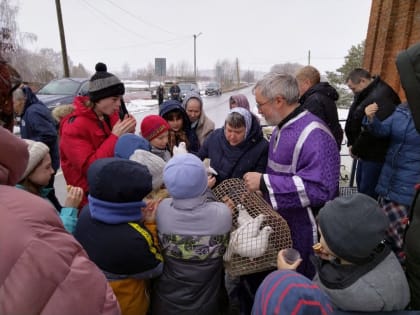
[212,178,292,276]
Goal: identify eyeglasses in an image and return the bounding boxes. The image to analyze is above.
[256,99,272,109]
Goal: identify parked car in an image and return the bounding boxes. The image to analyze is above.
[178,82,200,101]
[36,77,89,110]
[205,82,222,96]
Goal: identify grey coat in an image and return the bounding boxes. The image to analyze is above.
[313,252,409,312]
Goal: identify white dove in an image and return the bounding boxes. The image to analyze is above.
[237,204,253,226]
[203,158,218,176]
[172,142,188,155]
[234,226,273,259]
[224,214,266,261]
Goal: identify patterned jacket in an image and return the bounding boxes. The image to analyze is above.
[152,194,232,315]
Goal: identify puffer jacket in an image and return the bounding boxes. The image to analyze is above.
[59,96,120,208]
[344,76,400,161]
[198,114,268,186]
[364,103,420,206]
[152,194,232,315]
[0,186,120,315]
[75,201,163,315]
[20,86,60,172]
[299,82,343,149]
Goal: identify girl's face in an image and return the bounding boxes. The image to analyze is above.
[94,96,121,116]
[150,131,169,149]
[166,112,184,132]
[185,99,201,123]
[28,154,54,187]
[224,123,246,146]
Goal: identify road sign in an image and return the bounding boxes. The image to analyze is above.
[155,58,166,77]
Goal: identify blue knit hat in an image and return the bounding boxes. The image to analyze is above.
[88,157,152,203]
[114,134,150,159]
[163,153,207,199]
[252,270,333,315]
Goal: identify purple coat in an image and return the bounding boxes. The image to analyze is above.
[263,111,340,277]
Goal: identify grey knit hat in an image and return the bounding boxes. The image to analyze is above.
[20,139,50,180]
[395,42,420,132]
[318,193,389,264]
[129,149,165,191]
[88,62,125,102]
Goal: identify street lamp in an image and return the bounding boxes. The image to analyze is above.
[193,32,202,82]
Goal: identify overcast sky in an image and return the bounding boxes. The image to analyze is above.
[16,0,372,75]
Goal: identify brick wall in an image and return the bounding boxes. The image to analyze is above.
[363,0,420,101]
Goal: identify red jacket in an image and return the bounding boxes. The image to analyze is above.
[59,96,119,208]
[0,186,121,315]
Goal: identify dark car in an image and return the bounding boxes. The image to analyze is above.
[36,77,89,110]
[205,82,222,96]
[178,82,200,101]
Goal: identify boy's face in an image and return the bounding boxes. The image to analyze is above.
[150,131,169,149]
[318,228,337,261]
[95,96,121,116]
[166,113,183,132]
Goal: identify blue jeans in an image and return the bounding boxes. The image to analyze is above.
[356,160,383,199]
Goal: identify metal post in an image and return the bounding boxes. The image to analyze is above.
[193,32,202,82]
[55,0,70,77]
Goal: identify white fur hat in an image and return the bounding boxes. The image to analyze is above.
[20,139,49,180]
[129,149,166,190]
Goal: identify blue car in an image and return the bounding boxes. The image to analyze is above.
[36,77,89,110]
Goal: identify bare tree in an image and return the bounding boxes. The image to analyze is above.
[0,0,18,60]
[71,63,90,78]
[241,70,255,83]
[270,62,304,75]
[215,59,236,89]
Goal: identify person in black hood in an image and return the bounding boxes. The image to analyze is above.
[296,65,343,149]
[159,99,199,155]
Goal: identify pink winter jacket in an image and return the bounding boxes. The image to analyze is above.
[0,185,121,315]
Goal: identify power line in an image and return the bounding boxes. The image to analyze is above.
[74,0,190,51]
[79,0,150,40]
[104,0,182,37]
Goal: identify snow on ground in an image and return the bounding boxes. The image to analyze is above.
[126,99,158,114]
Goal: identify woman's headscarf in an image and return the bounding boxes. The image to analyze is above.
[229,107,252,139]
[229,94,250,110]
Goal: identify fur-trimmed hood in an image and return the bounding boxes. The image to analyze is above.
[51,104,75,123]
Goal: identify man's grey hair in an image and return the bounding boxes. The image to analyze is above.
[253,72,299,105]
[12,88,26,102]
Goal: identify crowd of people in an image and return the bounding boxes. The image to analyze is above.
[1,41,420,315]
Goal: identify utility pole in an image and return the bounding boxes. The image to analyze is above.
[55,0,70,77]
[193,32,202,83]
[308,49,311,65]
[236,58,240,88]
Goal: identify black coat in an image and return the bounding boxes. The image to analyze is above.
[345,76,400,161]
[299,82,343,149]
[198,114,268,186]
